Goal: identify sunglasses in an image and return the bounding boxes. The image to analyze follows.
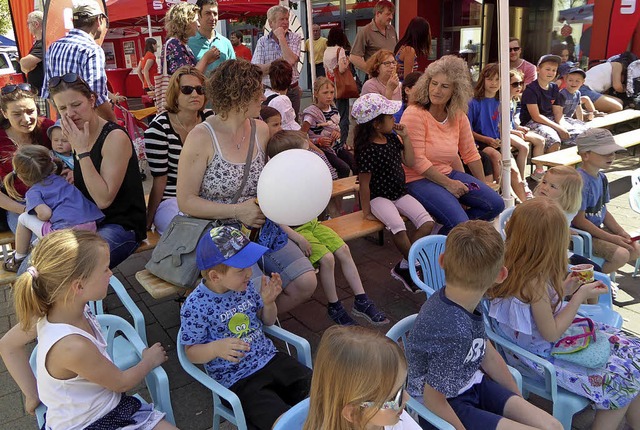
[511,81,524,88]
[48,72,86,89]
[1,83,34,95]
[180,85,205,95]
[509,47,521,52]
[361,379,407,411]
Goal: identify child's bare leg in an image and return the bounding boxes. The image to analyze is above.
[318,252,339,302]
[581,95,597,114]
[152,420,179,430]
[624,395,640,428]
[592,405,629,430]
[484,147,501,183]
[594,95,623,113]
[275,271,317,314]
[391,231,412,260]
[334,245,365,295]
[525,132,546,173]
[501,395,563,430]
[602,246,631,274]
[14,223,32,256]
[412,220,435,243]
[510,136,529,178]
[511,167,527,202]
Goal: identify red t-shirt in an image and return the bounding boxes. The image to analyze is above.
[233,44,252,62]
[0,117,54,198]
[140,51,158,88]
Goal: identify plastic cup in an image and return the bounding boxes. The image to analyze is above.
[571,264,594,284]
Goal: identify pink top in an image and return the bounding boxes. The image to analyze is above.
[361,77,402,101]
[400,105,480,183]
[517,59,537,85]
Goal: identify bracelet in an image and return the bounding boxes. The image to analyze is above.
[77,152,91,160]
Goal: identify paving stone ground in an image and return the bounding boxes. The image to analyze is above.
[1,95,638,429]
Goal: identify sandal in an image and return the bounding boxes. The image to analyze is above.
[352,298,389,326]
[4,254,25,273]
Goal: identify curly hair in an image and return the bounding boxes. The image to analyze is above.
[165,66,207,114]
[366,49,395,78]
[411,55,473,117]
[473,62,500,100]
[207,59,263,118]
[165,3,200,43]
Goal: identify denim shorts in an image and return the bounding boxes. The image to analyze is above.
[256,239,314,287]
[579,85,603,102]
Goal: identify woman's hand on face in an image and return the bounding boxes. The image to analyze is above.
[387,72,400,91]
[445,180,468,198]
[236,199,266,228]
[61,114,92,154]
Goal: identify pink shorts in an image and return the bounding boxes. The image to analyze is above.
[42,221,98,236]
[370,194,433,234]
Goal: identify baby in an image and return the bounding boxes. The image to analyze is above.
[47,119,74,170]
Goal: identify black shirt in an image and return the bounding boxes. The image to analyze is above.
[356,133,407,201]
[27,40,44,92]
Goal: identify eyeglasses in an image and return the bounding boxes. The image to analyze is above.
[1,83,34,95]
[381,60,397,67]
[360,379,407,411]
[180,85,205,95]
[509,47,521,52]
[511,81,524,88]
[48,72,85,89]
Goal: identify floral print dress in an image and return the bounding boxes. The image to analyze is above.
[162,38,196,76]
[489,296,640,410]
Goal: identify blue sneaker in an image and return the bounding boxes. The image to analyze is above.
[352,298,389,326]
[328,302,357,326]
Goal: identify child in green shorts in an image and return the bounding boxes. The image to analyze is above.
[267,130,389,327]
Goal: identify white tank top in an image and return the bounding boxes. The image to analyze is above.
[36,306,121,430]
[585,62,613,93]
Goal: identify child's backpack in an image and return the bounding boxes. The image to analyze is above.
[626,59,640,99]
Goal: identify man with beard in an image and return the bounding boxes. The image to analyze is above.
[42,0,116,122]
[509,37,537,86]
[230,31,252,61]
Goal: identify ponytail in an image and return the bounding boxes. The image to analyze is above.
[3,171,22,202]
[13,270,48,331]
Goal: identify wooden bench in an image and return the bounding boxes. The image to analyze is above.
[332,176,358,198]
[586,109,640,130]
[135,269,193,300]
[531,129,640,168]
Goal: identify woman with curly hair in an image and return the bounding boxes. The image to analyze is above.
[162,3,218,75]
[177,60,317,314]
[400,55,504,235]
[361,49,402,101]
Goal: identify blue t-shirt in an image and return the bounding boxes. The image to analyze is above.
[188,32,236,74]
[25,174,104,230]
[577,168,609,227]
[520,80,564,125]
[468,97,500,142]
[560,88,581,118]
[179,281,277,388]
[406,287,486,399]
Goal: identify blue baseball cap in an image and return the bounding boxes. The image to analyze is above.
[196,225,269,270]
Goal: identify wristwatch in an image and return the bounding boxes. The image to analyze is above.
[77,152,91,160]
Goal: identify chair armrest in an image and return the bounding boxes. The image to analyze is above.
[405,397,455,430]
[571,228,593,258]
[507,365,523,393]
[264,324,312,369]
[408,265,435,296]
[570,234,584,256]
[109,276,148,344]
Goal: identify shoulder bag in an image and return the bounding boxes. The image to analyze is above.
[145,120,257,288]
[334,47,360,99]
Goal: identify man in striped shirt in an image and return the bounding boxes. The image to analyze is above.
[42,0,116,122]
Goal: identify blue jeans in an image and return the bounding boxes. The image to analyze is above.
[407,170,504,235]
[98,224,140,268]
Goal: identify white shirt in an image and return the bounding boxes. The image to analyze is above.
[385,410,423,429]
[585,62,613,93]
[265,89,300,130]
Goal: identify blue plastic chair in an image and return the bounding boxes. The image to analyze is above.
[629,184,640,277]
[177,324,312,430]
[408,235,447,296]
[272,398,310,430]
[498,206,516,240]
[576,271,623,328]
[481,301,590,429]
[30,314,175,427]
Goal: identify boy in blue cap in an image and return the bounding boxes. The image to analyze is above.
[180,225,312,430]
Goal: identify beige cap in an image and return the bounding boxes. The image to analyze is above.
[576,128,626,155]
[72,0,104,18]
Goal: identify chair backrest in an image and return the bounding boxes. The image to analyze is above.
[385,314,418,347]
[630,184,640,214]
[272,398,310,430]
[632,168,640,188]
[498,206,515,240]
[408,235,446,297]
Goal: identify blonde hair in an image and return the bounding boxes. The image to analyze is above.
[442,220,504,291]
[366,49,394,78]
[313,76,334,103]
[12,230,109,331]
[165,65,207,114]
[165,3,199,42]
[534,166,583,214]
[411,55,472,117]
[487,198,569,311]
[303,326,406,430]
[4,145,56,201]
[509,69,524,101]
[267,130,308,158]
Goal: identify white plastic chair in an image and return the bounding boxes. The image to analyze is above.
[30,314,175,427]
[177,324,312,430]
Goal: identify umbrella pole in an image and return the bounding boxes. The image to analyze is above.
[147,15,152,37]
[304,0,316,88]
[498,0,514,208]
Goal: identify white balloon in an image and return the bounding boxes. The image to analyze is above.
[257,149,333,226]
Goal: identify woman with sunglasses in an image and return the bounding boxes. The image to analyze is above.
[303,325,420,430]
[48,73,146,268]
[177,59,317,315]
[361,50,402,101]
[145,66,210,234]
[0,83,54,232]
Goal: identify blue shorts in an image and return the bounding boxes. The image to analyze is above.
[252,239,314,287]
[579,85,603,102]
[420,377,517,430]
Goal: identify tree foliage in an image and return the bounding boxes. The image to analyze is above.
[0,0,11,36]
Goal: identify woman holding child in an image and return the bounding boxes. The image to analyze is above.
[0,83,53,232]
[400,55,504,235]
[177,59,317,315]
[145,66,211,234]
[49,73,147,268]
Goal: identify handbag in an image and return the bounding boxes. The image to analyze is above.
[145,120,257,288]
[154,38,173,114]
[334,48,359,99]
[550,317,610,369]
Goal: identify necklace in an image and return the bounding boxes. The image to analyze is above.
[173,113,197,133]
[232,123,247,150]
